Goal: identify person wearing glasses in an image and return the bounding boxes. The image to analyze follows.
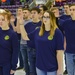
[19,10,64,75]
[0,10,19,75]
[60,4,75,75]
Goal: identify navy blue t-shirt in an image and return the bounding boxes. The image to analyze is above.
[56,17,64,34]
[61,19,75,54]
[25,21,42,48]
[60,14,71,21]
[35,28,64,71]
[0,29,19,70]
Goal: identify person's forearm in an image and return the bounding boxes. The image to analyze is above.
[64,37,66,50]
[16,24,21,33]
[57,50,64,74]
[20,24,29,40]
[16,20,21,33]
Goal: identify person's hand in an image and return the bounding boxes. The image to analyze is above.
[57,69,63,75]
[17,12,24,25]
[10,69,15,74]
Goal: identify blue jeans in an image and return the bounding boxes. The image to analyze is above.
[20,44,30,75]
[36,67,56,75]
[18,40,23,68]
[64,52,67,71]
[27,47,36,75]
[66,53,75,75]
[18,51,23,68]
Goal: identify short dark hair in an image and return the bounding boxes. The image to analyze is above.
[17,7,23,11]
[50,7,59,11]
[22,8,30,12]
[40,5,48,11]
[30,7,40,13]
[64,4,70,7]
[69,4,75,7]
[24,3,29,8]
[18,7,23,10]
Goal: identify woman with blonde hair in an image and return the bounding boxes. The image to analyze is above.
[35,10,64,75]
[19,10,64,75]
[0,9,19,75]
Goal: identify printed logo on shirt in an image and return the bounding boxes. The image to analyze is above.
[4,35,10,40]
[35,26,40,29]
[48,36,53,40]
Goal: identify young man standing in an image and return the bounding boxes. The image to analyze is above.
[20,7,42,75]
[20,8,32,75]
[61,4,75,75]
[60,4,71,20]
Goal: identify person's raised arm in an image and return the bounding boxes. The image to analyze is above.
[18,11,29,40]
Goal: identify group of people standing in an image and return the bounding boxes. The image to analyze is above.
[0,3,75,75]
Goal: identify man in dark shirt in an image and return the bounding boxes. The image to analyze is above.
[60,4,75,75]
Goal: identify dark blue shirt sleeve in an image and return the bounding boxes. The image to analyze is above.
[55,29,64,50]
[11,32,19,70]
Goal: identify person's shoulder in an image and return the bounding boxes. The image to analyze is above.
[38,21,42,24]
[39,21,42,23]
[60,14,70,17]
[55,28,61,32]
[55,28,63,35]
[25,22,33,27]
[9,29,17,35]
[9,28,14,32]
[63,18,72,24]
[60,14,66,18]
[36,27,40,32]
[60,14,71,20]
[35,28,40,36]
[26,22,33,25]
